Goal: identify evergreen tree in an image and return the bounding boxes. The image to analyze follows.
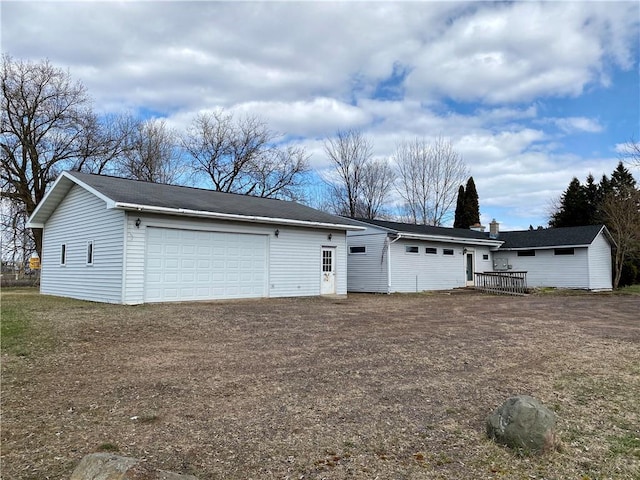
[584,174,599,224]
[463,177,480,226]
[453,185,466,228]
[549,177,590,227]
[610,161,637,196]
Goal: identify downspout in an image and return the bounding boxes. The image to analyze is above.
[386,234,403,294]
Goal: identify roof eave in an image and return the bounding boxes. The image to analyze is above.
[500,244,591,250]
[27,171,117,228]
[391,232,503,247]
[115,203,366,231]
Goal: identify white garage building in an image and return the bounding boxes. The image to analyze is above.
[27,171,363,304]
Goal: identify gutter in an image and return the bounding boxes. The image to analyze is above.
[396,232,502,248]
[113,202,366,231]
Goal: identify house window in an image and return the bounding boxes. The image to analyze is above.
[517,250,536,257]
[87,241,94,265]
[405,246,419,254]
[349,246,366,254]
[60,244,67,265]
[322,250,332,272]
[443,248,454,256]
[483,254,489,260]
[425,247,437,254]
[554,248,574,256]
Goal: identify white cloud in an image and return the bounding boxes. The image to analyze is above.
[2,1,638,228]
[552,117,604,134]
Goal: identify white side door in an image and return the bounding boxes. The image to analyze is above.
[320,247,336,295]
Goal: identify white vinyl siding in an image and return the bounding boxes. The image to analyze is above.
[588,231,613,290]
[390,239,465,292]
[346,232,389,293]
[40,185,124,303]
[269,226,346,297]
[123,213,347,304]
[500,247,590,289]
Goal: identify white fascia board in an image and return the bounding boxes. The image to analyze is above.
[113,202,366,231]
[27,171,117,228]
[65,172,117,207]
[393,232,503,248]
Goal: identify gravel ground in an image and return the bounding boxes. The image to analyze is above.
[2,289,639,479]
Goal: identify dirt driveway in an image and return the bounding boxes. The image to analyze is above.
[2,290,639,479]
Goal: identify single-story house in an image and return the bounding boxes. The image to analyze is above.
[346,219,614,293]
[27,171,364,304]
[346,219,503,293]
[493,224,613,291]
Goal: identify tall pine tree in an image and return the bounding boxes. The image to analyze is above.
[463,177,480,227]
[549,177,590,227]
[453,177,480,229]
[453,185,466,228]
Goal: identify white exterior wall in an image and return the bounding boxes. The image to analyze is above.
[476,246,495,274]
[498,248,590,289]
[346,232,389,293]
[123,212,347,304]
[40,186,124,303]
[588,232,613,290]
[389,239,467,292]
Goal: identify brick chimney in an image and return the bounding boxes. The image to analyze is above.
[489,219,499,239]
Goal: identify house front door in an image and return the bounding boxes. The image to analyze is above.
[320,247,336,294]
[466,252,475,286]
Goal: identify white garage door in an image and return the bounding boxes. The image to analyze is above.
[144,227,268,302]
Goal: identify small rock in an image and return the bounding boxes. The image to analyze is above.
[486,395,557,453]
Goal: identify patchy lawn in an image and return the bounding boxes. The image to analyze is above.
[1,288,639,479]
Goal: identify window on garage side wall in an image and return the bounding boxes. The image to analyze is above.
[87,241,94,265]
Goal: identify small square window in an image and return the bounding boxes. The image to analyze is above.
[554,248,574,256]
[483,254,489,260]
[87,241,94,265]
[425,247,437,254]
[405,246,419,254]
[349,246,366,254]
[60,244,66,265]
[443,248,454,256]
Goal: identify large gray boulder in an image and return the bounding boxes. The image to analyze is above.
[486,395,557,453]
[70,453,199,480]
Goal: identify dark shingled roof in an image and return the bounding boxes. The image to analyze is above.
[67,171,361,227]
[352,218,496,241]
[352,218,610,249]
[496,224,607,249]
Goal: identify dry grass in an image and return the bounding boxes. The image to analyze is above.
[2,288,639,479]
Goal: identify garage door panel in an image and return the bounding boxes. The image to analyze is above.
[144,227,268,302]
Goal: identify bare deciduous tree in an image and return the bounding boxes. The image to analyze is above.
[600,187,640,289]
[72,113,139,175]
[359,158,396,219]
[394,136,469,226]
[181,110,309,199]
[117,118,184,184]
[1,55,126,257]
[323,129,372,217]
[620,137,640,169]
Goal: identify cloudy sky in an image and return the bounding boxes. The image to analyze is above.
[3,1,639,229]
